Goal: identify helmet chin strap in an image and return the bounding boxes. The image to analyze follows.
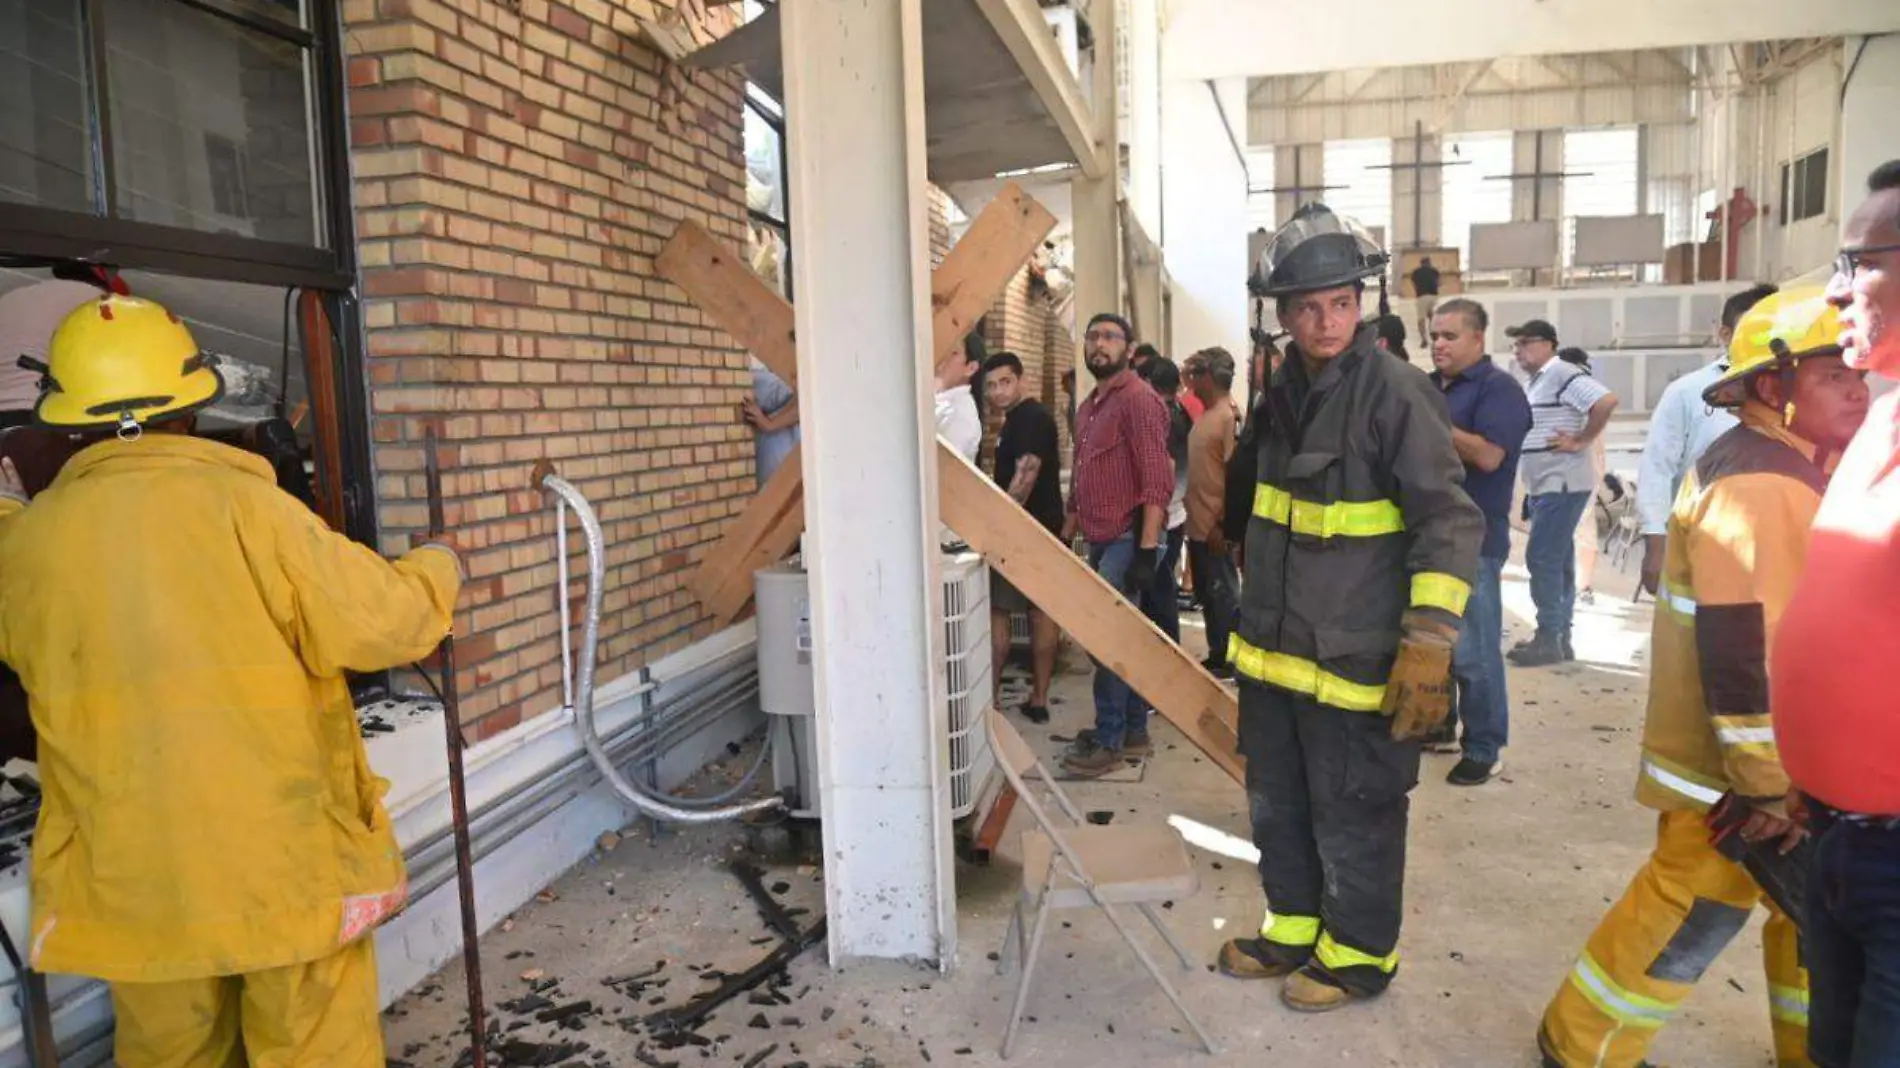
[116,411,142,442]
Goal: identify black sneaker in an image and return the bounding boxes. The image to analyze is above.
[1200,656,1234,680]
[1447,757,1502,786]
[1508,633,1566,667]
[1561,633,1576,662]
[1020,704,1050,724]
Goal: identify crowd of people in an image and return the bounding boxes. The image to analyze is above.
[967,161,1900,1066]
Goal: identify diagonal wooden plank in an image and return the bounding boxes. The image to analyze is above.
[935,442,1244,784]
[688,443,803,613]
[706,485,807,622]
[658,222,800,387]
[927,182,1057,370]
[661,184,1054,620]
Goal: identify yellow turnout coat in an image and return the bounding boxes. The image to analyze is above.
[0,434,459,982]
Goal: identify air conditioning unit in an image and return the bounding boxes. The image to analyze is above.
[756,553,995,820]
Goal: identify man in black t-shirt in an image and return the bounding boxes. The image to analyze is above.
[1410,256,1442,346]
[982,351,1064,724]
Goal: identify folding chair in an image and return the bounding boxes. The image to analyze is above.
[985,709,1218,1058]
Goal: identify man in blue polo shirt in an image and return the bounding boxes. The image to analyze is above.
[1429,299,1532,786]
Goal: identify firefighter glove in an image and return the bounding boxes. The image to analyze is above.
[1123,546,1159,597]
[1383,612,1457,740]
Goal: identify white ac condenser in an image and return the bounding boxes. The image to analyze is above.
[754,552,996,821]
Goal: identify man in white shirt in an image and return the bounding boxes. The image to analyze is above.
[1508,319,1617,667]
[934,333,983,461]
[1634,284,1777,595]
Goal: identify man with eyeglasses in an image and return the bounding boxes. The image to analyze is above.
[1774,158,1900,1068]
[1059,312,1175,778]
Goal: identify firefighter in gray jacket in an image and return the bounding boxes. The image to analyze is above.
[1216,204,1484,1012]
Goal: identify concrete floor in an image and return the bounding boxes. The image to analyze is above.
[384,538,1785,1068]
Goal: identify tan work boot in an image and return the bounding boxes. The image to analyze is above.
[1122,728,1154,759]
[1059,736,1125,778]
[1217,938,1304,980]
[1280,966,1361,1013]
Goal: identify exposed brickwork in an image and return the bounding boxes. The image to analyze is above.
[983,265,1075,464]
[344,0,752,739]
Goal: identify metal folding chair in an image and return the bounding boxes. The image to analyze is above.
[985,709,1218,1058]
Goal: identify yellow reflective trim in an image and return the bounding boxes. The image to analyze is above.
[1315,932,1397,974]
[1769,983,1809,1024]
[1228,635,1387,713]
[1410,572,1471,616]
[1567,952,1676,1030]
[1260,912,1321,947]
[1659,577,1697,620]
[1252,483,1405,539]
[1640,749,1727,808]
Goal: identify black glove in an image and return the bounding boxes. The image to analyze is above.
[1123,546,1159,596]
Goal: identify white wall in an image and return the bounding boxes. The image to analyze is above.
[1161,77,1250,358]
[1125,0,1163,237]
[1166,0,1900,80]
[1840,35,1900,225]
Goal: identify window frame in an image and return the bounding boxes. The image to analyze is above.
[0,0,378,544]
[1779,147,1829,225]
[744,83,791,300]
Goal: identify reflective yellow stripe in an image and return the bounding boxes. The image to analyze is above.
[1260,912,1320,947]
[1253,484,1405,539]
[1712,714,1781,752]
[1228,635,1387,713]
[1770,983,1809,1024]
[1567,952,1677,1030]
[1314,932,1397,975]
[1410,572,1471,616]
[1639,750,1726,809]
[1659,577,1697,620]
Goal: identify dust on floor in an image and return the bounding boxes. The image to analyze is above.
[384,552,1781,1068]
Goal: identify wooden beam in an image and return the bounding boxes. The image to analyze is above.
[927,181,1057,371]
[657,221,800,387]
[687,443,803,618]
[704,482,806,623]
[662,186,1050,619]
[971,0,1105,179]
[935,442,1244,785]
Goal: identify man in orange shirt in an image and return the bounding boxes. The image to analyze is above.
[1775,159,1900,1068]
[1182,347,1239,678]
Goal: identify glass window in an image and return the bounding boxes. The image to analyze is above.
[0,0,98,214]
[103,0,321,246]
[1780,148,1828,224]
[1441,132,1514,276]
[744,105,785,226]
[1246,147,1276,232]
[1562,127,1640,269]
[1322,138,1392,249]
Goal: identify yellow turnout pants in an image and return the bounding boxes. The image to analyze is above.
[1541,810,1809,1068]
[109,938,384,1068]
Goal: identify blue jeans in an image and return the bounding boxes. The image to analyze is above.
[1808,814,1900,1068]
[1526,490,1592,639]
[1087,534,1149,748]
[1451,556,1508,764]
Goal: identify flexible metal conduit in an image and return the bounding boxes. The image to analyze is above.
[540,472,781,824]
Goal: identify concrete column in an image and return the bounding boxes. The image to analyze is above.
[780,0,954,967]
[1125,0,1162,238]
[1160,77,1249,359]
[1071,0,1120,387]
[1839,35,1900,228]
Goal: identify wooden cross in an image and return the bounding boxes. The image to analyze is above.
[656,184,1243,783]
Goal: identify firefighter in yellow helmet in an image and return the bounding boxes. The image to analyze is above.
[0,293,462,1067]
[1537,286,1870,1068]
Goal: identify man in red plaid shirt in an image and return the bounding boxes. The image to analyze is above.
[1059,311,1176,777]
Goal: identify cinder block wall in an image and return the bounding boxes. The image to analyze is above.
[343,0,752,738]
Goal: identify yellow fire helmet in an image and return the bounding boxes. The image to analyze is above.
[29,294,223,435]
[1702,285,1844,409]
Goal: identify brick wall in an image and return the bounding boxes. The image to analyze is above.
[983,265,1075,461]
[343,0,753,739]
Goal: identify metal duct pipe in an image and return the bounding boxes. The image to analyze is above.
[540,473,780,824]
[401,665,761,876]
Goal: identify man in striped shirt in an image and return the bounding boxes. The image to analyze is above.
[1508,320,1618,667]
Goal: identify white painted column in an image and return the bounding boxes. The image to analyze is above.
[1125,0,1163,237]
[1071,0,1120,388]
[780,0,954,968]
[1160,77,1249,359]
[1839,35,1900,228]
